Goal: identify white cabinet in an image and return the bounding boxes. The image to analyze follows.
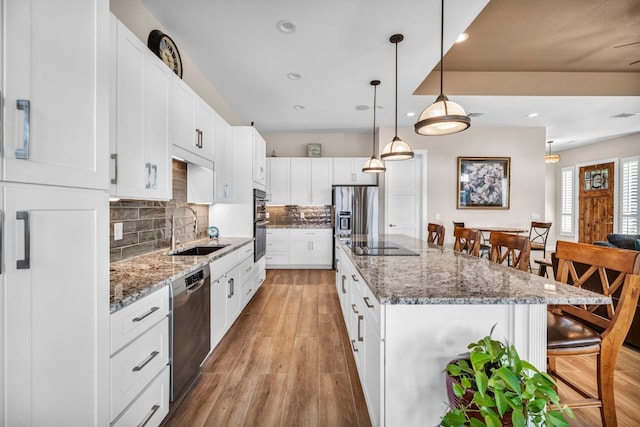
[213,111,234,202]
[172,77,215,164]
[110,18,171,200]
[253,130,267,189]
[3,0,109,190]
[266,157,291,205]
[187,163,214,204]
[266,229,290,267]
[333,158,377,185]
[290,158,333,205]
[289,229,333,266]
[3,184,110,426]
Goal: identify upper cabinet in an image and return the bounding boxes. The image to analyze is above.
[266,157,290,205]
[290,158,333,205]
[225,126,267,204]
[3,0,109,189]
[253,131,267,189]
[333,157,377,185]
[110,18,171,200]
[172,77,215,165]
[213,111,234,202]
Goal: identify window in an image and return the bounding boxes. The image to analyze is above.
[621,156,639,234]
[560,166,574,235]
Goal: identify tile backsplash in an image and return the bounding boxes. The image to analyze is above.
[109,160,209,262]
[266,205,332,227]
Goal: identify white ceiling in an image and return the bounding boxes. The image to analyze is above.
[140,0,640,151]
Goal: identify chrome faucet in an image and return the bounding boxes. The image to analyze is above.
[171,205,199,251]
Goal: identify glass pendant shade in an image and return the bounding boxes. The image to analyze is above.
[544,140,560,163]
[362,155,386,173]
[414,94,470,136]
[381,136,414,160]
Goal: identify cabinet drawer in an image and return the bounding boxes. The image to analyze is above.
[112,366,169,427]
[210,250,241,282]
[266,229,289,241]
[360,282,381,334]
[267,239,289,252]
[239,255,255,284]
[239,242,254,259]
[111,286,170,354]
[265,253,289,265]
[111,317,169,421]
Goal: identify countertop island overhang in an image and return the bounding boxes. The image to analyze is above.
[336,234,609,427]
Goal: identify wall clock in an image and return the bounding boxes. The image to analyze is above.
[147,29,183,78]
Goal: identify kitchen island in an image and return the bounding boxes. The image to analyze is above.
[336,234,609,427]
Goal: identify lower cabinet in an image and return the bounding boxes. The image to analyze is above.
[267,228,333,268]
[266,229,290,267]
[337,245,382,427]
[110,286,170,426]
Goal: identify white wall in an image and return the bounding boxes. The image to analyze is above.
[261,131,371,157]
[379,126,547,243]
[110,0,243,126]
[546,132,640,248]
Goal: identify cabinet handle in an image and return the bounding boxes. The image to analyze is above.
[132,306,160,322]
[151,164,158,189]
[341,275,346,294]
[145,163,152,189]
[224,183,229,198]
[363,297,374,308]
[351,274,359,282]
[137,404,160,427]
[195,129,200,148]
[15,100,30,159]
[0,210,3,274]
[357,315,363,342]
[111,154,118,184]
[351,303,358,314]
[245,288,252,295]
[389,224,397,227]
[16,211,30,270]
[132,350,159,372]
[351,339,358,352]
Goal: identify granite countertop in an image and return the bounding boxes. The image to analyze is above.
[341,234,611,305]
[110,237,253,313]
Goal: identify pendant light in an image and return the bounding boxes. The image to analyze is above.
[545,140,560,163]
[381,34,414,161]
[414,0,471,136]
[362,80,386,173]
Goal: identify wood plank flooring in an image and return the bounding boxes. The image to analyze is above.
[162,269,371,427]
[162,269,640,427]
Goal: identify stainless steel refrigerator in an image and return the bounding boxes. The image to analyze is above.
[332,185,379,267]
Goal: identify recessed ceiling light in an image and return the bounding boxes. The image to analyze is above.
[455,33,469,43]
[287,72,301,80]
[293,105,305,110]
[355,105,370,111]
[406,112,415,117]
[276,20,297,33]
[527,112,539,118]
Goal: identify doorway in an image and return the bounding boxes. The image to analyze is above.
[578,162,615,243]
[384,154,424,239]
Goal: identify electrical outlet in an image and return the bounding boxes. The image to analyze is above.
[114,222,123,241]
[300,212,305,219]
[435,213,441,220]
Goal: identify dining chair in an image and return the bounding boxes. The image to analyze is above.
[453,227,482,257]
[528,221,552,272]
[488,231,531,271]
[427,223,445,246]
[547,240,640,427]
[452,221,465,229]
[454,221,491,257]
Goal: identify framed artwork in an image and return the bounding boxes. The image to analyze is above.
[457,157,510,209]
[307,143,322,157]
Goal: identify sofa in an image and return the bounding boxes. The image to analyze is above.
[594,233,640,251]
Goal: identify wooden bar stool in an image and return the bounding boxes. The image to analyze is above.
[547,240,640,427]
[529,221,552,273]
[426,223,445,246]
[488,231,531,271]
[453,227,482,257]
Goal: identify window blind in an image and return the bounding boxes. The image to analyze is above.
[561,166,574,235]
[621,157,639,234]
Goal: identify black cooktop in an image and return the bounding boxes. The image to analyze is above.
[350,241,419,256]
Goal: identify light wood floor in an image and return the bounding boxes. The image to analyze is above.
[162,269,371,427]
[162,269,640,427]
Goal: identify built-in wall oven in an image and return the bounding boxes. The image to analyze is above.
[253,189,268,261]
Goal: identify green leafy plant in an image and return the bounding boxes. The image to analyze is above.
[441,330,574,427]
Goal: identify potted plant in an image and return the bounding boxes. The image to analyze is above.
[441,329,574,427]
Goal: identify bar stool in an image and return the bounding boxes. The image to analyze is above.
[529,221,552,273]
[547,240,640,427]
[427,223,445,246]
[453,227,482,257]
[488,231,531,271]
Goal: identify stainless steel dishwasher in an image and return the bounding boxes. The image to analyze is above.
[170,264,211,401]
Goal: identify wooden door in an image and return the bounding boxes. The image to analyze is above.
[578,162,614,243]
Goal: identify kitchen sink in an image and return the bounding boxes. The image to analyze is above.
[168,244,229,256]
